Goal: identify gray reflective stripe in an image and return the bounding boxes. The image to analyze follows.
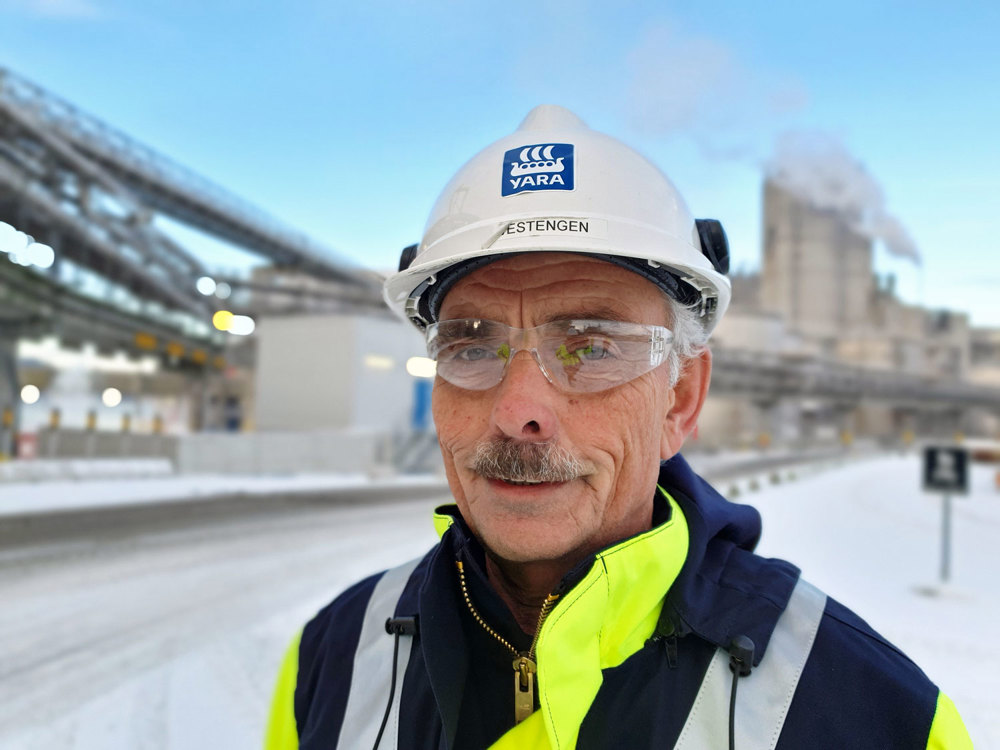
[337,557,421,749]
[674,577,827,750]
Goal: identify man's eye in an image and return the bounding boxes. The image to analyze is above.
[555,340,616,365]
[573,338,618,359]
[455,344,498,362]
[578,343,612,361]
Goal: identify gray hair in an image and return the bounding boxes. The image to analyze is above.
[665,297,709,386]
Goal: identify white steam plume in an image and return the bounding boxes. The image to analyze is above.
[625,24,808,155]
[766,131,920,263]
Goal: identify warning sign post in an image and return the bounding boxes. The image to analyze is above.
[922,446,970,584]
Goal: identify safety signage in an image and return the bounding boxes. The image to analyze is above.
[922,446,970,495]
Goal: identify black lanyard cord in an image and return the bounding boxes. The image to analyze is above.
[727,636,755,750]
[373,616,418,750]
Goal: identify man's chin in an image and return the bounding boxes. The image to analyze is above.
[458,475,598,564]
[473,513,586,566]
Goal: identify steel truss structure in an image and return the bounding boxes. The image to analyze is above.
[0,66,382,366]
[0,66,996,440]
[711,348,1000,410]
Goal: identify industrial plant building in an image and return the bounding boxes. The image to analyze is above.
[699,180,999,448]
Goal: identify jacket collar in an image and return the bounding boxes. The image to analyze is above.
[657,453,800,666]
[433,454,802,666]
[431,488,689,750]
[424,454,801,746]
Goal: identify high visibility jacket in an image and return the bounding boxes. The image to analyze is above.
[266,454,971,749]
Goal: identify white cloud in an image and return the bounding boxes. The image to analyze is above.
[625,23,808,149]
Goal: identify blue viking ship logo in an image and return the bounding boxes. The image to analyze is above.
[502,143,574,196]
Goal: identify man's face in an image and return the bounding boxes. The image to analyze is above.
[432,253,680,565]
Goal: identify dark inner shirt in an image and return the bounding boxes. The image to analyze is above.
[452,538,536,747]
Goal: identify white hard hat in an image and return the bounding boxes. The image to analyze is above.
[383,105,732,335]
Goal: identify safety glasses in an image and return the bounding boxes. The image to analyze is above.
[426,318,673,393]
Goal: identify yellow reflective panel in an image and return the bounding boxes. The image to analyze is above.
[264,631,302,750]
[433,507,456,539]
[489,710,550,750]
[530,489,689,750]
[926,692,972,749]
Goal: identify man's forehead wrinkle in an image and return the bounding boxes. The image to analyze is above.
[470,255,624,289]
[439,253,671,327]
[443,288,639,326]
[545,306,633,323]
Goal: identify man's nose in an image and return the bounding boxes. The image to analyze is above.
[490,349,559,441]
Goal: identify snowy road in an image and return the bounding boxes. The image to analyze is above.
[0,496,443,749]
[1,454,997,748]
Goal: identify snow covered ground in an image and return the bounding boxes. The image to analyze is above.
[749,454,999,747]
[0,453,996,748]
[0,471,448,519]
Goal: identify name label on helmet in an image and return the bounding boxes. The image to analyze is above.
[500,218,607,238]
[502,143,574,196]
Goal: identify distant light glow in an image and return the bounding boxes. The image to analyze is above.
[0,223,55,268]
[364,354,395,371]
[228,314,255,336]
[35,243,55,268]
[212,310,234,331]
[17,338,158,374]
[0,222,26,255]
[406,356,437,378]
[102,387,123,408]
[196,276,217,295]
[20,384,40,404]
[215,282,232,300]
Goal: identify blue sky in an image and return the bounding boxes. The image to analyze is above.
[1,0,998,325]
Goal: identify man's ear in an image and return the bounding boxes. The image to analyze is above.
[660,348,712,460]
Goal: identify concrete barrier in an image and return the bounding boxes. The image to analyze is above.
[31,427,439,476]
[0,458,175,482]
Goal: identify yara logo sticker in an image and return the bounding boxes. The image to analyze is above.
[502,143,574,196]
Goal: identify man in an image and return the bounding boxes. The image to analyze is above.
[266,106,970,749]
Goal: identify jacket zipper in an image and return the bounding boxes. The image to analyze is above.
[455,559,560,724]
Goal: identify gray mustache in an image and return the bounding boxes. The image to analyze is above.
[472,439,586,483]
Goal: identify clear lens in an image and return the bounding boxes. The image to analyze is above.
[428,319,511,391]
[427,319,672,393]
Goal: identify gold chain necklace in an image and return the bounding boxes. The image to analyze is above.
[455,559,560,724]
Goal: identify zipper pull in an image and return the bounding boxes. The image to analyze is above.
[663,634,679,669]
[512,654,536,724]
